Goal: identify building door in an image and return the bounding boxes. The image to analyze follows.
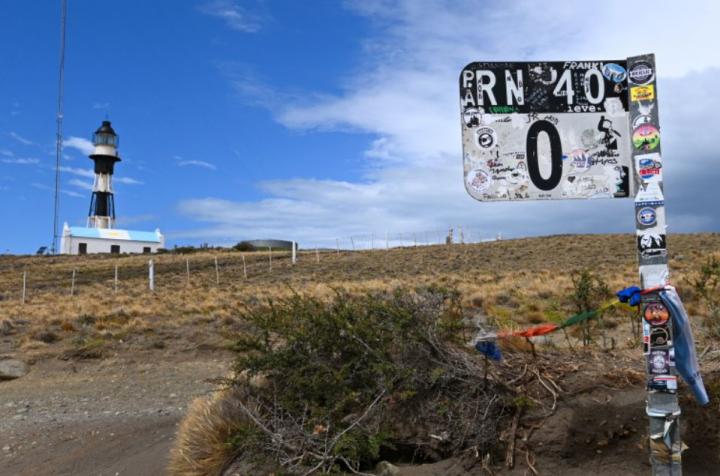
[78,243,87,255]
[110,245,120,254]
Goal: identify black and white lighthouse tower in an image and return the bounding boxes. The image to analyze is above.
[87,120,120,229]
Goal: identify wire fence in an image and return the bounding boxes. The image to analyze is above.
[0,227,501,305]
[322,227,501,251]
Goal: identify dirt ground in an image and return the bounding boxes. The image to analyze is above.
[3,343,720,476]
[399,368,720,476]
[0,350,230,476]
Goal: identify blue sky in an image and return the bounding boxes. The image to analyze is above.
[1,0,719,254]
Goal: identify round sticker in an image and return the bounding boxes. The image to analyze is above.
[476,127,497,149]
[637,207,657,226]
[632,115,652,129]
[466,168,492,193]
[650,351,668,373]
[651,328,669,346]
[632,124,660,151]
[629,62,655,85]
[602,63,627,83]
[644,302,669,326]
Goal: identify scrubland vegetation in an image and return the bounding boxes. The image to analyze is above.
[2,234,719,362]
[2,233,720,474]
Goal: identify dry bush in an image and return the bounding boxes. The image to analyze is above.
[168,387,256,476]
[465,290,485,310]
[212,288,510,474]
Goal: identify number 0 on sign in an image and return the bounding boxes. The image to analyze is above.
[460,61,634,201]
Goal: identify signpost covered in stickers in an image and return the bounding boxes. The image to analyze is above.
[459,55,707,475]
[461,60,634,200]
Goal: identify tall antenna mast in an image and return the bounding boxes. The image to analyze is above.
[52,0,67,254]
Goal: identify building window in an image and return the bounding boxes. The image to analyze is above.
[78,243,87,255]
[143,247,151,254]
[110,245,120,254]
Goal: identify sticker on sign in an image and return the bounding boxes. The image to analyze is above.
[460,61,634,201]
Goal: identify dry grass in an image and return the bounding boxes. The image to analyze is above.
[1,233,719,360]
[167,386,250,476]
[2,234,717,475]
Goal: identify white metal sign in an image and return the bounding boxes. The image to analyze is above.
[460,61,633,201]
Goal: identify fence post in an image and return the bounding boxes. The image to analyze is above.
[385,232,389,250]
[114,264,118,294]
[148,259,155,291]
[269,246,272,271]
[350,237,355,251]
[371,233,375,250]
[316,248,320,264]
[70,268,76,296]
[21,271,26,304]
[214,256,220,285]
[242,253,247,279]
[336,239,340,255]
[186,258,190,286]
[413,233,417,247]
[292,242,297,265]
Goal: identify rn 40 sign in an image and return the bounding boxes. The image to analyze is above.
[460,61,633,201]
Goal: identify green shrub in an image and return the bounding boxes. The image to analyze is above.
[233,241,257,252]
[228,288,508,473]
[569,270,610,347]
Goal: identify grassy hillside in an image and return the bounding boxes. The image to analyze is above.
[1,233,719,361]
[4,233,720,475]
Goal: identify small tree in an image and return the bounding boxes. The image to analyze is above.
[233,241,257,252]
[688,256,720,335]
[570,270,610,347]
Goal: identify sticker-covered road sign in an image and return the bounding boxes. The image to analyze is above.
[460,61,633,201]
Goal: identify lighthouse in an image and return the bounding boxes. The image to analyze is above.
[60,120,165,255]
[87,120,120,229]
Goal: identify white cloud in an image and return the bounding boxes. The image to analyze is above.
[0,149,14,157]
[279,0,720,161]
[115,177,143,185]
[59,166,95,178]
[9,132,33,145]
[63,189,84,198]
[177,159,217,170]
[68,178,93,191]
[116,214,157,226]
[178,0,720,245]
[31,182,83,198]
[199,1,262,32]
[92,102,110,110]
[58,166,142,185]
[63,136,95,155]
[1,157,39,165]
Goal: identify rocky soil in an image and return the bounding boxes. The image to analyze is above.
[0,351,230,476]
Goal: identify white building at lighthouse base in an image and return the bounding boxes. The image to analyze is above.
[60,223,164,255]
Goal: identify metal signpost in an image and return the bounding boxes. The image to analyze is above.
[459,55,685,474]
